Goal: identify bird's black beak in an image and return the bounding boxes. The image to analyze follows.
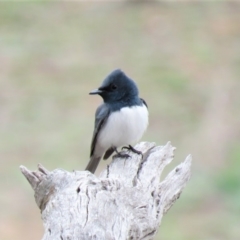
[89,88,103,95]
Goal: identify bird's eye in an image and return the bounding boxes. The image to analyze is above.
[111,84,117,90]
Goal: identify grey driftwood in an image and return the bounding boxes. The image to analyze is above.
[20,141,192,240]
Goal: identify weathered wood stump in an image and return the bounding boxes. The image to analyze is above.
[20,142,192,240]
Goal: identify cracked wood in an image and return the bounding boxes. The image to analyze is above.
[20,141,192,240]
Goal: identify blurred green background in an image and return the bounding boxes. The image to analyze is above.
[0,2,240,240]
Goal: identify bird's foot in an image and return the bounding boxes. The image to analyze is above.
[122,145,143,157]
[113,152,131,159]
[113,148,131,159]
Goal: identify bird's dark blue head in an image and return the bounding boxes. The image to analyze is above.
[90,69,139,104]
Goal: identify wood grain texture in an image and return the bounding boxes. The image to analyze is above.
[20,142,192,240]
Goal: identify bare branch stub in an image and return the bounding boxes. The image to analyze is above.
[20,142,192,240]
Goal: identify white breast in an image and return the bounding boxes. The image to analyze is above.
[98,105,149,150]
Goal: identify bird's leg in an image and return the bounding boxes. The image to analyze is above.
[113,147,131,159]
[122,145,143,157]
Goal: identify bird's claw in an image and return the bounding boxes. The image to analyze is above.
[113,152,131,159]
[122,145,143,157]
[122,145,143,159]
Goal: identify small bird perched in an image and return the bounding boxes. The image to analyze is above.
[85,69,149,174]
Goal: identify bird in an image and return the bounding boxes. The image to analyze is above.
[85,69,149,174]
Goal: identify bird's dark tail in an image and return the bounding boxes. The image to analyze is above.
[85,156,101,174]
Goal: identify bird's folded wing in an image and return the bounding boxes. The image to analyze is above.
[90,104,110,157]
[140,98,148,108]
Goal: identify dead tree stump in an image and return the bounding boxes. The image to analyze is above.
[20,142,192,240]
